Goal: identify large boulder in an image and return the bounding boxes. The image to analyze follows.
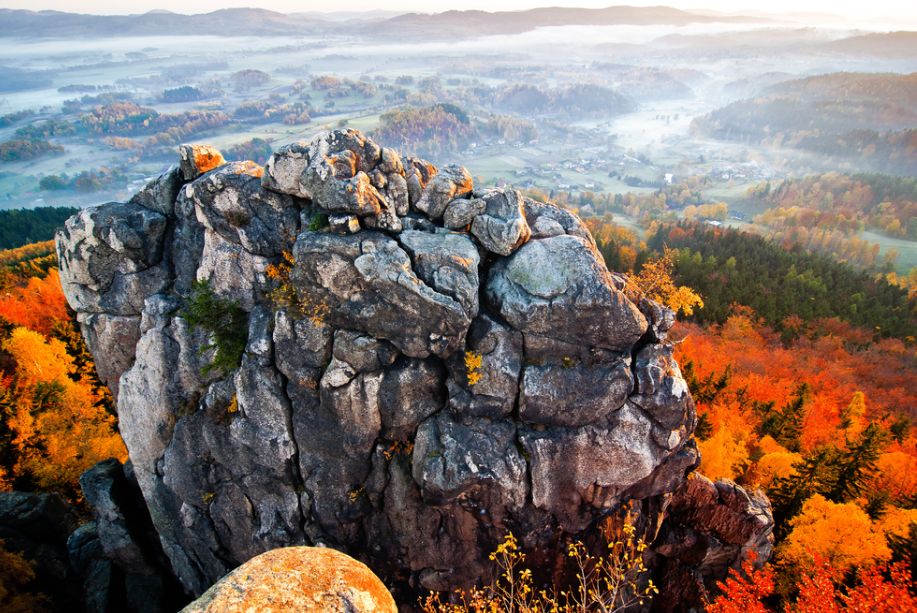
[182,546,396,613]
[486,233,647,351]
[55,130,748,607]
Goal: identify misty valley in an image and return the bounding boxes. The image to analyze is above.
[0,5,916,613]
[1,8,915,275]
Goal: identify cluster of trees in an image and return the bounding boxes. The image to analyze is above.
[0,246,126,499]
[160,85,205,103]
[477,114,538,143]
[61,92,133,114]
[39,167,126,194]
[224,138,274,166]
[374,103,543,159]
[374,104,476,159]
[0,138,64,163]
[0,209,78,250]
[0,109,34,128]
[749,173,917,239]
[675,310,916,604]
[233,98,311,125]
[11,119,73,140]
[80,103,231,160]
[79,102,229,138]
[310,75,378,99]
[645,222,916,339]
[493,82,636,118]
[229,69,271,91]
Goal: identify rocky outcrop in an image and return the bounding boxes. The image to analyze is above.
[182,546,397,613]
[650,475,775,612]
[55,129,768,606]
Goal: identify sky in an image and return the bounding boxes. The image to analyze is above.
[0,0,913,23]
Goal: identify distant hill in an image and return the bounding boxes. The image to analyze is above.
[377,6,766,37]
[0,5,766,39]
[692,72,917,174]
[0,8,324,38]
[822,31,917,58]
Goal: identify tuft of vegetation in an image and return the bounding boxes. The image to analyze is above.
[182,280,248,377]
[307,213,329,232]
[265,251,329,325]
[464,351,483,386]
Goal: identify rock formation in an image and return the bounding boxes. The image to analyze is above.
[55,129,771,606]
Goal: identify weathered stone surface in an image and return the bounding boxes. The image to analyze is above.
[413,412,528,511]
[182,547,397,613]
[299,130,404,231]
[414,165,473,219]
[523,197,596,245]
[379,358,445,440]
[130,166,183,216]
[179,144,225,181]
[77,460,190,613]
[76,312,140,399]
[329,214,361,234]
[486,234,647,351]
[397,229,480,318]
[631,343,694,431]
[520,403,675,530]
[56,201,169,316]
[80,460,151,573]
[189,161,301,258]
[519,359,633,427]
[55,129,745,609]
[639,297,677,343]
[261,141,312,199]
[470,188,531,255]
[443,196,486,229]
[291,231,475,358]
[404,157,437,206]
[333,329,399,373]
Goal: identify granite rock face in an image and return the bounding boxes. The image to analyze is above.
[56,129,768,605]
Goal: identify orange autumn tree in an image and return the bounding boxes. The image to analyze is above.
[1,327,126,497]
[0,269,69,336]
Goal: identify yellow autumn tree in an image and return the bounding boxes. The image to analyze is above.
[780,494,891,573]
[1,327,126,496]
[698,426,749,481]
[629,247,703,316]
[754,451,802,488]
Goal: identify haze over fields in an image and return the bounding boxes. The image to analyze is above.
[1,3,914,270]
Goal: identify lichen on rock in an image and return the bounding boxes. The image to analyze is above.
[56,129,770,607]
